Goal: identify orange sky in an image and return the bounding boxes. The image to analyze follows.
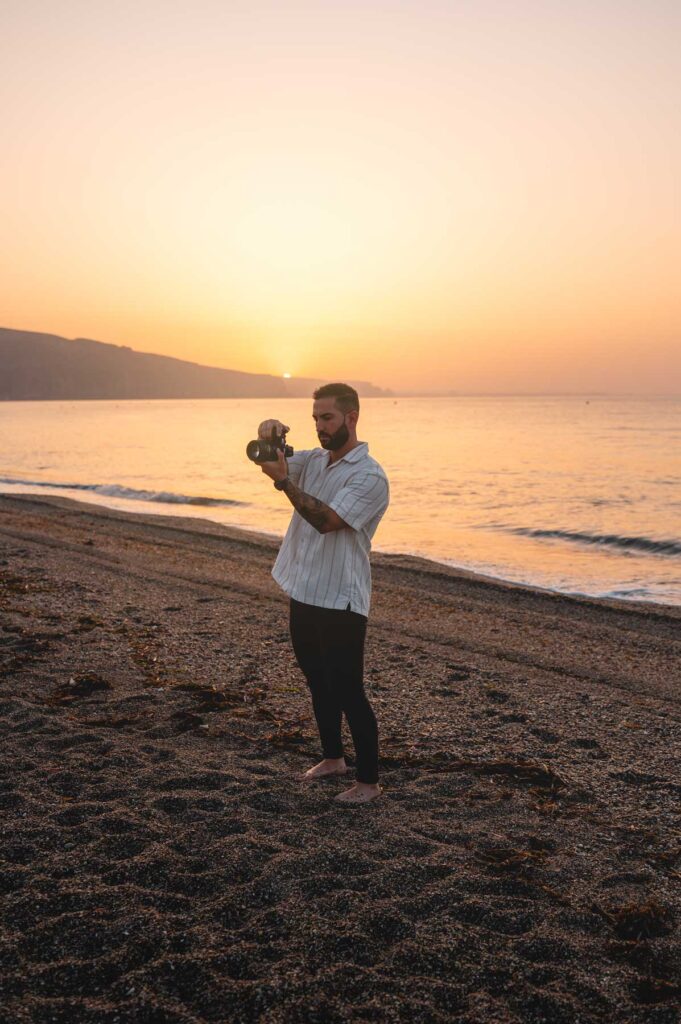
[1,0,679,393]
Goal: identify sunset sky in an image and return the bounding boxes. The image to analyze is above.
[1,0,679,393]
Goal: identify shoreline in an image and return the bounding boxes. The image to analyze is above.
[1,492,679,1023]
[2,486,679,612]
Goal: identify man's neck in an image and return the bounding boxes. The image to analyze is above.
[326,438,361,464]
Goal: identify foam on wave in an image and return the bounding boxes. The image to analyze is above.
[0,478,248,508]
[507,526,681,557]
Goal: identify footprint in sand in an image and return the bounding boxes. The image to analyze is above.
[153,796,189,817]
[514,937,577,963]
[530,727,560,743]
[364,909,415,943]
[0,791,26,811]
[447,664,473,682]
[484,687,511,704]
[94,836,149,861]
[449,899,535,935]
[51,802,108,827]
[26,959,123,1000]
[44,732,107,751]
[511,990,578,1024]
[157,771,230,792]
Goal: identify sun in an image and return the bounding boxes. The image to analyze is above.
[283,373,291,379]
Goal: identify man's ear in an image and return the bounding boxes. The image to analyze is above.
[348,409,359,429]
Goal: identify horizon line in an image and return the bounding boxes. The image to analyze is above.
[2,325,679,400]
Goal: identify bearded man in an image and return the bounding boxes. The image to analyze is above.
[255,383,389,804]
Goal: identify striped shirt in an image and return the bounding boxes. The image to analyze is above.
[271,442,389,616]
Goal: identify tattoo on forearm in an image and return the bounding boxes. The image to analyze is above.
[282,479,333,533]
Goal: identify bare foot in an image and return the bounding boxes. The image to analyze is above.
[300,758,348,781]
[334,783,383,804]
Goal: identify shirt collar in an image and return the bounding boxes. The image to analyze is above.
[320,441,368,466]
[341,441,368,462]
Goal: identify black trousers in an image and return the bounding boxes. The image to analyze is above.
[289,597,379,785]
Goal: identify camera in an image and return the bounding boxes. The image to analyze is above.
[246,429,294,464]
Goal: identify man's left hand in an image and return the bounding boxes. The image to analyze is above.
[260,449,288,483]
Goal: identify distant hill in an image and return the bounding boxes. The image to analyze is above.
[0,328,391,401]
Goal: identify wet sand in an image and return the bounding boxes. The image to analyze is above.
[0,492,679,1024]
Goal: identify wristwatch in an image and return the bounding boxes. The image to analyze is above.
[273,477,289,491]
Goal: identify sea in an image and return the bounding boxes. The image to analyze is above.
[1,396,680,606]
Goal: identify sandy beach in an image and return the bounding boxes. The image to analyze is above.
[0,492,679,1024]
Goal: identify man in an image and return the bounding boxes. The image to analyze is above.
[255,383,389,804]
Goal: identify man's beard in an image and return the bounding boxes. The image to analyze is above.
[318,419,349,451]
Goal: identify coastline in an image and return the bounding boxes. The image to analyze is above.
[1,492,680,1023]
[2,482,679,609]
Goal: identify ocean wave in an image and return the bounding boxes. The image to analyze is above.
[0,477,248,508]
[599,587,654,599]
[505,526,681,557]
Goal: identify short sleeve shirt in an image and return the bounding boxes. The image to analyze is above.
[271,442,389,616]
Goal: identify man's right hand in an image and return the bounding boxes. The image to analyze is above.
[258,419,290,439]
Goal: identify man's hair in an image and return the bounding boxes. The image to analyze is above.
[312,382,359,415]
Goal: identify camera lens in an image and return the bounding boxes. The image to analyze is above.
[246,440,265,462]
[246,438,293,463]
